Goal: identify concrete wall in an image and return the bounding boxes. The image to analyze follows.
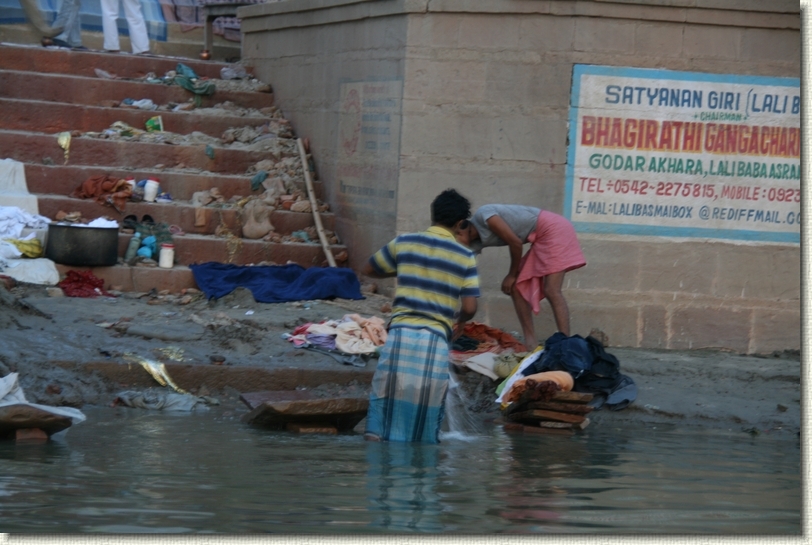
[240,0,801,353]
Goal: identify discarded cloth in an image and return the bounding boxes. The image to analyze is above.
[114,390,213,411]
[174,63,216,96]
[189,262,363,303]
[57,270,112,298]
[71,175,133,213]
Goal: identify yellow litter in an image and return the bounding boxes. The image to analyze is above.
[56,132,71,164]
[123,354,187,394]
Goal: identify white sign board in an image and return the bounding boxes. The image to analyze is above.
[566,65,800,243]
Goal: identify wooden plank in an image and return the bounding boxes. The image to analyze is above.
[550,391,593,403]
[574,418,590,430]
[522,425,573,436]
[537,421,574,429]
[508,409,586,424]
[525,401,593,415]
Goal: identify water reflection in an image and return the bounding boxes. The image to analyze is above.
[366,443,442,532]
[0,407,800,533]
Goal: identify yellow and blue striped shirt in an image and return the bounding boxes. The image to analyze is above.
[368,225,480,340]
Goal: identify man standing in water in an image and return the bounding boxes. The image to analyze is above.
[361,189,480,443]
[455,204,586,350]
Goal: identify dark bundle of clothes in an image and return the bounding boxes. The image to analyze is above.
[522,332,637,410]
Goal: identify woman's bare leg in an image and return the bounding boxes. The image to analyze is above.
[544,271,570,336]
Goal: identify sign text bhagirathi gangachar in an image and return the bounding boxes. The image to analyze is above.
[565,65,800,243]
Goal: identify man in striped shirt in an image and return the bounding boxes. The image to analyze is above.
[361,189,480,443]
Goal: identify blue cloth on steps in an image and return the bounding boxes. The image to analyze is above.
[189,262,364,303]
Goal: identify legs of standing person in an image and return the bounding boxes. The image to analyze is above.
[121,0,150,54]
[100,0,121,51]
[543,271,570,336]
[510,287,537,350]
[511,269,570,347]
[365,328,449,443]
[53,0,83,48]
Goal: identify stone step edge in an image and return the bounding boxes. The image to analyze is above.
[0,129,302,174]
[51,360,373,392]
[0,43,235,80]
[0,69,276,109]
[23,164,325,202]
[0,96,275,140]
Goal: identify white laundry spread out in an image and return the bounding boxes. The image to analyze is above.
[0,205,50,239]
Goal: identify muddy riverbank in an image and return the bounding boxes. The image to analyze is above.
[0,281,801,438]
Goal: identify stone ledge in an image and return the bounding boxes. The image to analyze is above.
[240,0,799,33]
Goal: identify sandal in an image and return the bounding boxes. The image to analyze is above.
[141,214,155,225]
[168,224,185,236]
[122,214,138,231]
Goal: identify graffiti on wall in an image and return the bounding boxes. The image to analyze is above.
[335,79,402,227]
[565,65,800,243]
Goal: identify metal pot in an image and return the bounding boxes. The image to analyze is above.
[45,223,119,267]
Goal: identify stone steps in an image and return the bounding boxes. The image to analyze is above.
[0,71,274,110]
[35,195,336,240]
[0,96,271,137]
[0,43,348,293]
[21,164,325,202]
[0,130,282,173]
[0,44,227,79]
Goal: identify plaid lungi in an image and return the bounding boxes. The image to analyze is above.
[365,327,450,444]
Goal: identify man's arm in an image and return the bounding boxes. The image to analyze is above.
[361,260,396,279]
[451,296,478,340]
[485,215,524,294]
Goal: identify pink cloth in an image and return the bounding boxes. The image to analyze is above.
[515,210,586,314]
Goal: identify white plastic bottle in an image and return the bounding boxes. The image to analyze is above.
[158,243,175,268]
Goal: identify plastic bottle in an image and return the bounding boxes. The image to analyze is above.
[144,180,160,202]
[124,232,141,264]
[158,243,175,269]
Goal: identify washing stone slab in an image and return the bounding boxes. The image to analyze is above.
[240,390,368,431]
[125,323,205,342]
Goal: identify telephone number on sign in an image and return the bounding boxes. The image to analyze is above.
[578,177,717,199]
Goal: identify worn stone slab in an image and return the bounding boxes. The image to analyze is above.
[125,323,205,342]
[286,423,338,434]
[0,404,72,436]
[240,390,368,431]
[16,428,48,442]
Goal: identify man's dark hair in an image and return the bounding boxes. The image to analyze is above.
[431,189,471,227]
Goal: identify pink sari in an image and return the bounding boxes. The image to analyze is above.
[514,211,586,314]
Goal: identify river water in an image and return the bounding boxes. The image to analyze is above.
[0,406,800,534]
